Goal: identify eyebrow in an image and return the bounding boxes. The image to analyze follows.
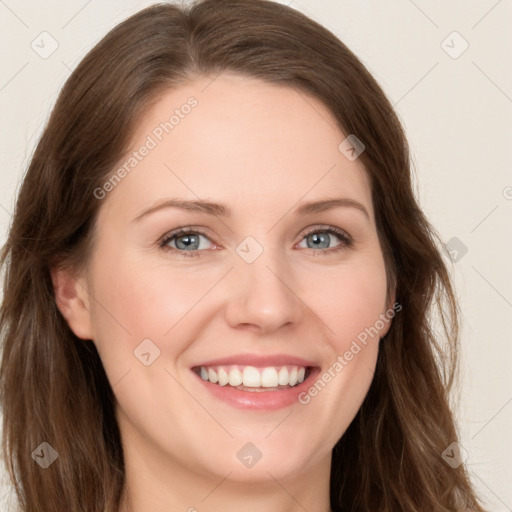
[132,197,370,222]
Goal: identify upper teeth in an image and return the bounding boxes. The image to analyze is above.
[199,365,307,388]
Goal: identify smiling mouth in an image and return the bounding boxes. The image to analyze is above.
[192,364,313,392]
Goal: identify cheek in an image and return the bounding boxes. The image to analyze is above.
[304,255,389,349]
[297,254,387,433]
[85,251,226,368]
[297,263,386,442]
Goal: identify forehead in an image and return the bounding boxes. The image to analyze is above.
[101,73,373,221]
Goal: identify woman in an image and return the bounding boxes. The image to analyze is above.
[0,1,487,510]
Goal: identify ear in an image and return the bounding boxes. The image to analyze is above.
[50,265,94,340]
[380,285,398,339]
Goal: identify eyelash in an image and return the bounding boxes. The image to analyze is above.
[158,225,353,259]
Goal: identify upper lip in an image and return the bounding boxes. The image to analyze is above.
[191,353,319,368]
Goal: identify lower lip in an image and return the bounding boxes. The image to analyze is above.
[192,368,320,410]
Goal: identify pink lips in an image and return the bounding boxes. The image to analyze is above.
[191,353,318,369]
[190,353,320,411]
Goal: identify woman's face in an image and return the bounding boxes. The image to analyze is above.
[62,74,394,484]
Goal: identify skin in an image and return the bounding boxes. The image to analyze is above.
[52,73,395,512]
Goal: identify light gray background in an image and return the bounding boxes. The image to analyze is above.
[0,1,511,510]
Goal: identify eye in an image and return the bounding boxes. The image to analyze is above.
[296,225,353,254]
[159,227,215,258]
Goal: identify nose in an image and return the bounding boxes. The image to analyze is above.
[223,247,304,335]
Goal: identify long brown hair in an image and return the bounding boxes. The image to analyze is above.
[0,1,487,510]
